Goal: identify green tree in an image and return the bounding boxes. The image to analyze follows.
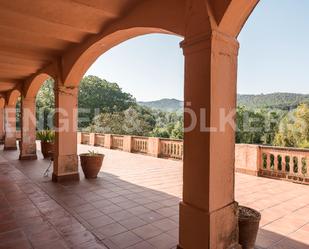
[78,75,136,127]
[36,78,55,130]
[86,105,156,136]
[274,104,309,148]
[171,121,184,139]
[236,106,281,145]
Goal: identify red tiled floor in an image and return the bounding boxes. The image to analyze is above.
[0,143,308,249]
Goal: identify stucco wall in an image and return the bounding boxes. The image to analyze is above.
[235,144,260,176]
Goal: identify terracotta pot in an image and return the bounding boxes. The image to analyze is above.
[41,141,54,159]
[79,153,104,179]
[239,206,261,249]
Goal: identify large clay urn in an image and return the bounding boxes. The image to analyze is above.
[239,206,261,249]
[79,153,104,178]
[41,141,54,159]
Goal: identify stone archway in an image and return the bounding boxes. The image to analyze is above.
[3,89,21,150]
[52,1,262,248]
[0,0,263,248]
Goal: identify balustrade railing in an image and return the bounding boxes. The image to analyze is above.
[78,133,309,184]
[78,132,183,160]
[160,139,183,160]
[81,133,90,145]
[260,146,309,184]
[94,134,105,147]
[132,137,148,154]
[111,135,124,150]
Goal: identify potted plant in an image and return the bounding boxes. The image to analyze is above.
[37,130,55,159]
[238,206,261,249]
[79,150,104,179]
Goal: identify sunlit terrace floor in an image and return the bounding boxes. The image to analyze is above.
[0,143,308,249]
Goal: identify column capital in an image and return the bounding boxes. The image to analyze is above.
[180,31,239,56]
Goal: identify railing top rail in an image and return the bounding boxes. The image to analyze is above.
[259,145,309,153]
[132,136,149,140]
[160,138,183,142]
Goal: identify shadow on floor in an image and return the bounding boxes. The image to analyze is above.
[0,147,307,249]
[256,229,309,249]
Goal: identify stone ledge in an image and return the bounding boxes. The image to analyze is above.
[236,168,258,176]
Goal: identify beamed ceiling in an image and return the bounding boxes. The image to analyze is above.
[0,0,140,92]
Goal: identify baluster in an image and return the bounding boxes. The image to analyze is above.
[289,155,294,175]
[298,156,303,176]
[266,153,271,171]
[274,153,278,172]
[280,154,285,172]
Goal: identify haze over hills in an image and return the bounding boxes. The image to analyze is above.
[139,93,309,112]
[138,98,183,112]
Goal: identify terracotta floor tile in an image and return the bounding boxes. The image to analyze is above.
[79,209,104,220]
[108,210,134,222]
[118,216,147,230]
[126,241,156,249]
[127,206,150,216]
[0,229,26,243]
[151,218,178,232]
[100,204,123,214]
[0,221,19,233]
[97,222,127,237]
[0,239,32,249]
[1,145,309,249]
[110,231,142,249]
[74,240,108,249]
[138,211,165,223]
[132,223,162,240]
[29,229,60,247]
[87,215,114,228]
[147,233,177,249]
[64,231,96,246]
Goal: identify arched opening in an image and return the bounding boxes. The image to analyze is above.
[36,78,55,131]
[18,73,55,160]
[0,1,273,248]
[235,1,309,248]
[72,33,184,248]
[4,89,21,150]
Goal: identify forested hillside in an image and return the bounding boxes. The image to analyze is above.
[36,76,183,139]
[140,93,309,112]
[237,93,309,110]
[138,99,183,112]
[35,76,309,148]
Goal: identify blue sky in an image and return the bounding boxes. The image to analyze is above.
[86,1,309,101]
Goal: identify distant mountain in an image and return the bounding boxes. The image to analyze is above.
[138,98,183,112]
[139,93,309,112]
[237,93,309,110]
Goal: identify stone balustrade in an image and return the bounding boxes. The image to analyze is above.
[78,133,309,184]
[236,144,309,185]
[78,132,183,160]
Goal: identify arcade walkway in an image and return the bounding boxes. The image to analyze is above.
[0,144,308,249]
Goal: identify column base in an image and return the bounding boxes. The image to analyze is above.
[52,172,80,183]
[4,146,17,151]
[19,154,38,160]
[179,201,239,249]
